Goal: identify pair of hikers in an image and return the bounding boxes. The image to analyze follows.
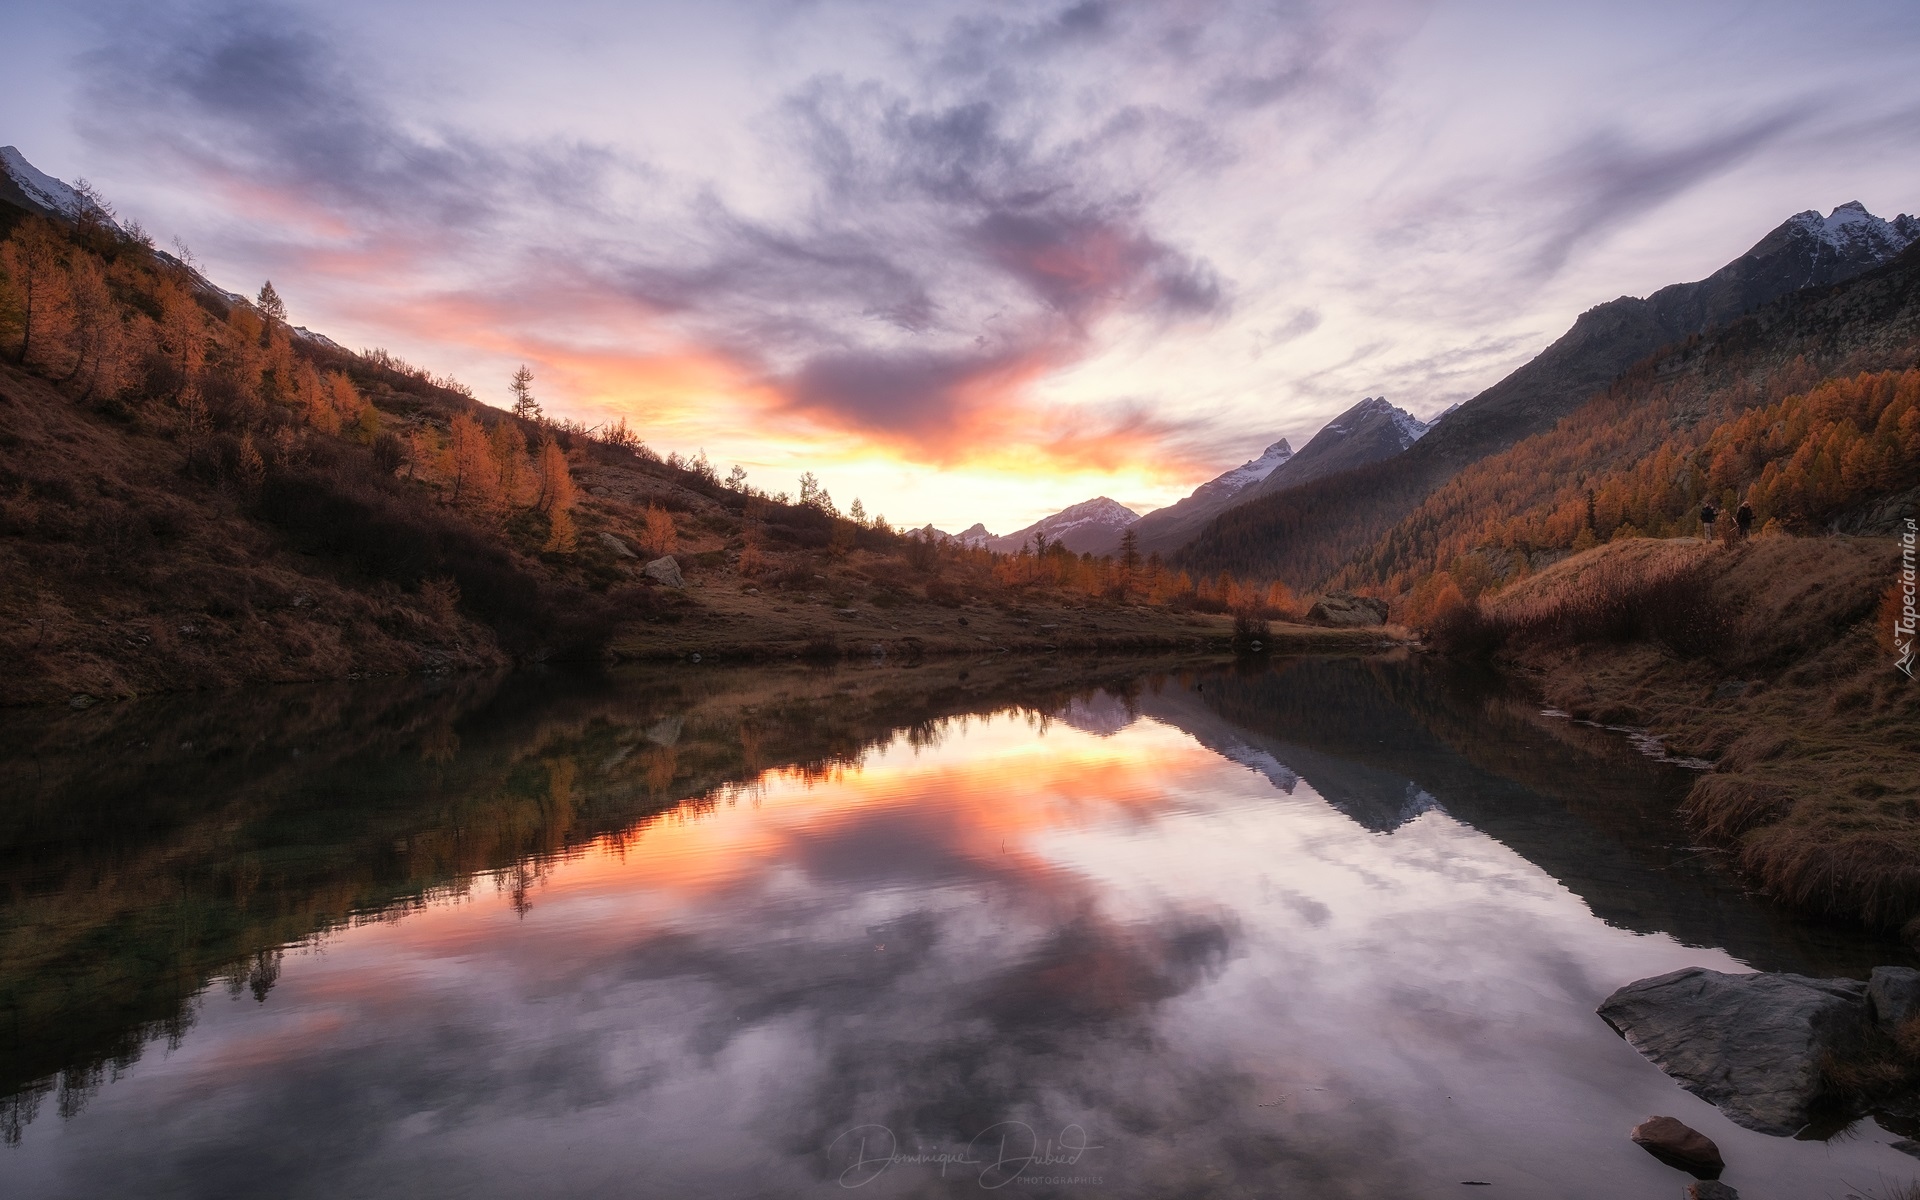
[1700,500,1753,540]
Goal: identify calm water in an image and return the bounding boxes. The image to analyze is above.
[2,654,1915,1199]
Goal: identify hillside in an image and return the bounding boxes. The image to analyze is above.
[0,179,1371,703]
[1445,535,1919,934]
[1370,241,1920,610]
[1176,202,1920,586]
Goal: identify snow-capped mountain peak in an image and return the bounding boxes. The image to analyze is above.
[1212,439,1295,494]
[1,146,117,227]
[985,497,1141,555]
[1781,201,1917,263]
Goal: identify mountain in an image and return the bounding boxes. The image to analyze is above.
[918,522,995,547]
[1176,201,1920,586]
[1129,439,1292,555]
[946,522,994,548]
[1245,397,1426,499]
[986,497,1141,555]
[0,146,117,227]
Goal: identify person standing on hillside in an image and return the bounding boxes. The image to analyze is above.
[1700,501,1719,541]
[1735,500,1754,539]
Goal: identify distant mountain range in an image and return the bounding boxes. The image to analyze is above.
[984,497,1141,555]
[1175,200,1920,585]
[991,394,1431,559]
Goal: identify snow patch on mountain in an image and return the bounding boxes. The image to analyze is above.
[986,497,1140,554]
[1,147,117,227]
[1783,201,1918,264]
[1211,440,1295,495]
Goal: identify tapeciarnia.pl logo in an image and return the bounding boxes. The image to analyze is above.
[1897,516,1917,679]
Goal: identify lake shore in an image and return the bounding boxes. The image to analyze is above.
[1447,535,1920,941]
[605,589,1401,663]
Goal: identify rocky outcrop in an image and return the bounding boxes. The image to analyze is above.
[1306,592,1390,627]
[643,556,685,588]
[1599,967,1872,1135]
[1629,1115,1724,1179]
[599,532,637,558]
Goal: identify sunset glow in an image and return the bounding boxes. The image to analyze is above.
[8,0,1919,530]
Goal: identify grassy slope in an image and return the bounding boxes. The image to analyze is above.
[1480,534,1920,934]
[0,360,507,704]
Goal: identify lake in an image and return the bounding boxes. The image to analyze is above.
[2,653,1915,1199]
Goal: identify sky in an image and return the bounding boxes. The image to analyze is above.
[4,0,1920,533]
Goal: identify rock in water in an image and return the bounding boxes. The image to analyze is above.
[1629,1116,1724,1178]
[1599,967,1868,1135]
[1306,591,1390,626]
[1687,1181,1739,1200]
[599,532,637,558]
[1868,966,1920,1029]
[643,556,685,588]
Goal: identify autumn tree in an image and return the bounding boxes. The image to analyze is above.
[446,412,497,507]
[536,437,576,552]
[640,503,676,558]
[490,420,527,503]
[0,218,74,368]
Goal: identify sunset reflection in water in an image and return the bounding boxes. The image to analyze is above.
[4,665,1916,1199]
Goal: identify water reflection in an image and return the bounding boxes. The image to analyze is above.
[1,655,1914,1198]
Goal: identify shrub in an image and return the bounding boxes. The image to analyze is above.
[254,447,617,658]
[1481,553,1736,662]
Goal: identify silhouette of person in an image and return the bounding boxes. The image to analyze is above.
[1735,500,1753,539]
[1700,501,1718,540]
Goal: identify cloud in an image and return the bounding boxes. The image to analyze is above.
[1524,111,1809,277]
[64,0,1415,506]
[76,2,615,237]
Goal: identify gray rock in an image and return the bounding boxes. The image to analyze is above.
[1687,1182,1739,1200]
[1306,591,1390,627]
[599,532,637,558]
[1868,966,1920,1030]
[1600,967,1869,1134]
[1630,1115,1724,1178]
[643,556,685,588]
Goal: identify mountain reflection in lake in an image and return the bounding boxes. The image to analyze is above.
[2,655,1915,1199]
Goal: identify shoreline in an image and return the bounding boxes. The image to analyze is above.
[13,616,1408,709]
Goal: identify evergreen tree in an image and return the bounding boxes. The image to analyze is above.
[256,281,287,321]
[510,365,541,421]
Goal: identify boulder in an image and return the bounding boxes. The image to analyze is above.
[1599,967,1869,1135]
[1687,1182,1739,1200]
[643,556,685,588]
[599,532,637,558]
[1629,1116,1724,1178]
[1306,591,1390,627]
[1868,966,1920,1030]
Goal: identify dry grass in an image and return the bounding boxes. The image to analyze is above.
[1464,535,1920,931]
[0,363,507,704]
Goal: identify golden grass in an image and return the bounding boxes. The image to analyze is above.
[1476,535,1920,932]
